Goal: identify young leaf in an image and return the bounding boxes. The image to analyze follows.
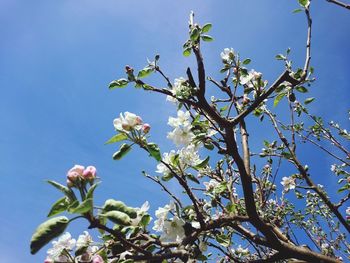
[47,180,76,201]
[186,173,200,184]
[47,197,70,217]
[274,92,286,107]
[296,86,308,93]
[30,216,69,254]
[304,97,315,105]
[105,133,128,145]
[201,23,212,33]
[194,156,210,170]
[215,234,230,247]
[275,54,286,60]
[183,48,191,57]
[100,211,132,225]
[137,67,153,78]
[109,78,129,89]
[201,35,214,42]
[113,143,132,160]
[293,8,302,13]
[190,27,200,41]
[147,143,161,161]
[299,0,310,8]
[242,58,251,65]
[86,182,100,200]
[69,198,93,214]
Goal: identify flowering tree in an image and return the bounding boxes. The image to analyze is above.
[30,1,350,262]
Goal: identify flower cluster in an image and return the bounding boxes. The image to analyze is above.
[167,77,193,103]
[67,164,97,187]
[45,232,102,263]
[167,110,195,146]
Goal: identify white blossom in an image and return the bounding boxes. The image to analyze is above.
[168,110,191,128]
[232,245,249,257]
[281,176,296,192]
[160,216,186,242]
[76,231,93,249]
[46,232,76,260]
[156,150,176,175]
[113,112,142,132]
[131,201,151,226]
[203,179,220,191]
[220,48,234,63]
[153,202,175,232]
[167,124,194,146]
[240,69,262,89]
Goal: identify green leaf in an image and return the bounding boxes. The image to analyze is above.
[190,27,200,41]
[109,78,129,89]
[137,67,153,78]
[242,58,251,65]
[47,180,76,201]
[273,92,286,107]
[30,216,69,254]
[47,197,70,217]
[186,173,200,184]
[194,156,210,170]
[100,211,132,225]
[296,86,308,93]
[215,234,230,247]
[201,23,212,33]
[275,54,286,60]
[105,133,128,144]
[161,173,174,181]
[140,214,152,227]
[299,0,310,8]
[201,35,214,42]
[69,198,93,214]
[183,48,191,57]
[113,143,131,160]
[293,8,302,13]
[304,97,315,105]
[338,184,350,193]
[146,143,161,161]
[86,182,100,200]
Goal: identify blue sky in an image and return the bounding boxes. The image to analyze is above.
[0,0,349,262]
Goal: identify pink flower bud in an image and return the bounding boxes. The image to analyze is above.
[44,258,53,263]
[142,123,151,134]
[67,165,85,181]
[135,116,143,125]
[92,255,104,263]
[83,166,97,180]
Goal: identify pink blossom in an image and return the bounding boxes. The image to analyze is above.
[91,255,104,263]
[83,166,97,180]
[67,164,85,182]
[142,123,151,134]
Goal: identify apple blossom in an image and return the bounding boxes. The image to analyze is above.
[113,112,143,132]
[46,232,76,261]
[220,48,234,63]
[203,179,220,191]
[142,123,151,134]
[160,216,186,242]
[281,176,296,192]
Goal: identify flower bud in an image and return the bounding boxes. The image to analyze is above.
[67,165,85,182]
[135,116,143,125]
[92,255,104,263]
[83,166,97,180]
[125,65,134,74]
[242,94,250,105]
[233,67,238,74]
[142,123,151,134]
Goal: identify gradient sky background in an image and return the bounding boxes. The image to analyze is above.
[1,0,349,262]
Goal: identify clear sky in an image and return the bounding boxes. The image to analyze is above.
[0,0,349,262]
